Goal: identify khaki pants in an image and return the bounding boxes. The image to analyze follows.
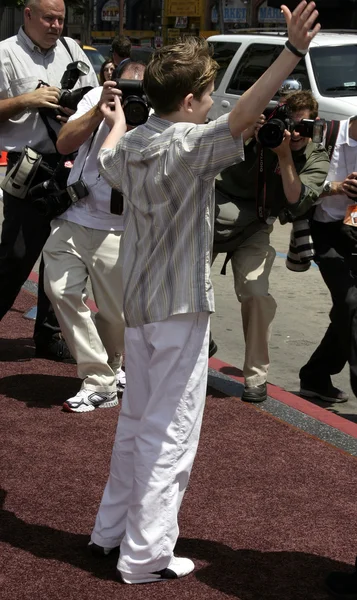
[215,226,277,387]
[43,219,125,393]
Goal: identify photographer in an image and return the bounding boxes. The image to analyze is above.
[42,61,146,413]
[299,115,357,404]
[213,90,329,403]
[0,0,98,360]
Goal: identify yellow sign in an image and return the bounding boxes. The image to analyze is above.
[165,1,200,17]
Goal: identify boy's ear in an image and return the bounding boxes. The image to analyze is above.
[182,93,194,113]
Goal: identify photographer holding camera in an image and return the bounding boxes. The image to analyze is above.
[42,61,146,413]
[0,0,98,360]
[213,90,329,403]
[299,116,357,405]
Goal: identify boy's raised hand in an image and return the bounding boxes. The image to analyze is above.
[281,1,321,52]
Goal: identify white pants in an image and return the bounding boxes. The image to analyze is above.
[43,219,125,392]
[91,312,210,574]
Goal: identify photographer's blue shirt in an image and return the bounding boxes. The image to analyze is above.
[98,113,244,327]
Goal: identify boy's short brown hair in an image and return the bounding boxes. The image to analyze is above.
[143,37,218,115]
[284,90,319,119]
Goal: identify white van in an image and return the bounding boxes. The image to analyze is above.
[207,31,357,121]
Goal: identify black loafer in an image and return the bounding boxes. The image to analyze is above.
[241,382,267,403]
[35,337,74,363]
[209,338,218,358]
[300,382,349,403]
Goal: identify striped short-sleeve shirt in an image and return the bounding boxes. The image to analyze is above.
[98,113,244,327]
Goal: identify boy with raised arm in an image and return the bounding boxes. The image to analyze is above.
[90,2,320,585]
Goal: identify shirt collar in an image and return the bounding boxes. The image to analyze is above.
[18,26,56,56]
[145,113,175,133]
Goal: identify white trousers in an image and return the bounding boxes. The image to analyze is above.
[43,219,125,392]
[91,311,210,574]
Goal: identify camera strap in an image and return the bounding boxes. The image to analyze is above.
[256,143,278,224]
[325,120,340,161]
[36,38,75,153]
[255,103,285,224]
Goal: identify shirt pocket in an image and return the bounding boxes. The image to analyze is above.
[10,76,39,97]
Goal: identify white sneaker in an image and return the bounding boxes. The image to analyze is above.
[63,389,118,413]
[115,367,126,394]
[118,556,195,584]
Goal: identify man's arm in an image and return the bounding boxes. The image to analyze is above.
[228,1,320,138]
[57,104,102,154]
[273,133,303,205]
[0,86,61,123]
[320,181,345,197]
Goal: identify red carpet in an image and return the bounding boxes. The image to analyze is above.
[1,289,357,599]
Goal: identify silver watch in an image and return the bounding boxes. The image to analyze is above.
[323,180,332,194]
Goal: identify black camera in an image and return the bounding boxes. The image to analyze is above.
[257,104,325,149]
[29,160,89,218]
[114,78,149,126]
[39,61,93,120]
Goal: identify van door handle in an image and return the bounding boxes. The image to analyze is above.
[221,100,231,108]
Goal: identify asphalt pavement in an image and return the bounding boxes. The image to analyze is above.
[0,164,356,420]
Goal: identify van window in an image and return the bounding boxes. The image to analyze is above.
[209,42,241,90]
[226,43,310,96]
[310,45,357,96]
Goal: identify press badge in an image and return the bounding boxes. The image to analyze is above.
[344,204,357,227]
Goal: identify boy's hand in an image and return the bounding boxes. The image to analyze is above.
[98,80,122,111]
[281,1,321,52]
[101,94,126,129]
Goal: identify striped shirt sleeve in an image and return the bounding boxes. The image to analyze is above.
[177,114,244,181]
[98,145,123,191]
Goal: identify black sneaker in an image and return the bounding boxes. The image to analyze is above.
[209,338,218,358]
[241,382,267,403]
[35,337,74,363]
[325,558,357,599]
[117,556,195,584]
[300,382,349,403]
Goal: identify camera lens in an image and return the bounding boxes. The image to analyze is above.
[123,97,149,126]
[257,119,286,148]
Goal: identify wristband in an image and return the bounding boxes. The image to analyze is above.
[285,40,308,58]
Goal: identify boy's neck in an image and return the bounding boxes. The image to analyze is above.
[156,108,197,124]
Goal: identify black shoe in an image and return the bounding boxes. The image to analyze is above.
[35,337,74,363]
[88,541,119,557]
[300,381,349,403]
[325,558,357,599]
[209,338,218,358]
[241,382,267,403]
